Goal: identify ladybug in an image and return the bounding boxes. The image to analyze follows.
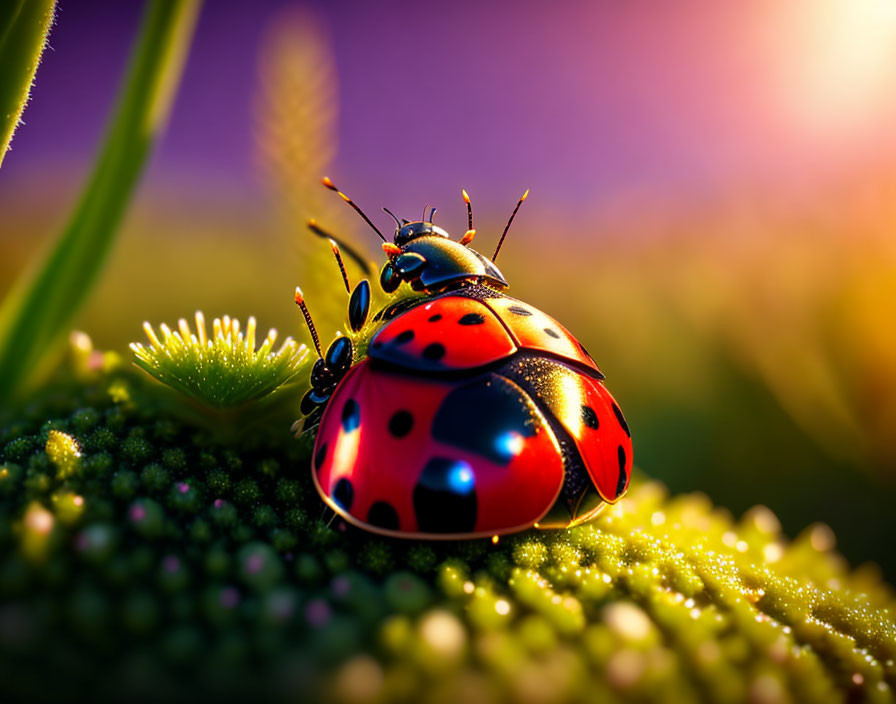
[294,178,632,539]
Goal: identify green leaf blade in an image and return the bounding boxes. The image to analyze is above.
[0,0,202,400]
[0,0,56,170]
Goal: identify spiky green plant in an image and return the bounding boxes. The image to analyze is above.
[130,312,309,408]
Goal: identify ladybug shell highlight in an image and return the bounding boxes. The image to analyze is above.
[311,288,633,539]
[399,235,507,290]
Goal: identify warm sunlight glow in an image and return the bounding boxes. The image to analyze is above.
[780,0,896,136]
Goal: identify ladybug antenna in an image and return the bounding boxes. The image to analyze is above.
[328,239,350,293]
[492,188,529,262]
[429,206,437,223]
[307,219,374,277]
[382,207,402,230]
[462,188,473,231]
[422,203,431,223]
[294,287,323,358]
[321,177,387,242]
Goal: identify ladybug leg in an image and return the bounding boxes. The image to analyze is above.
[380,261,400,293]
[299,336,355,427]
[325,336,353,376]
[348,279,371,331]
[380,252,429,294]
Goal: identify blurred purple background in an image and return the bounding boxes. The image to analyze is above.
[5,0,896,224]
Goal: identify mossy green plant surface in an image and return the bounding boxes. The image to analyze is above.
[0,370,894,703]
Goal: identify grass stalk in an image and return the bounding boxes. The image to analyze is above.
[0,0,202,400]
[0,0,56,169]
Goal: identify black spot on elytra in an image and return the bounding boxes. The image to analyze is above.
[388,410,414,438]
[314,442,327,469]
[616,445,627,498]
[612,402,631,437]
[508,305,532,316]
[422,343,446,361]
[333,478,353,510]
[341,399,360,433]
[428,313,442,322]
[367,501,399,530]
[432,374,538,464]
[458,313,485,326]
[544,328,561,339]
[395,330,414,345]
[581,405,599,430]
[413,457,477,533]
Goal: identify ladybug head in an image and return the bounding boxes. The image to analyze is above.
[380,229,508,294]
[374,205,502,292]
[382,206,448,246]
[318,178,528,294]
[392,219,451,247]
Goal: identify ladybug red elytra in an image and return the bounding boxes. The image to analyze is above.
[294,179,632,539]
